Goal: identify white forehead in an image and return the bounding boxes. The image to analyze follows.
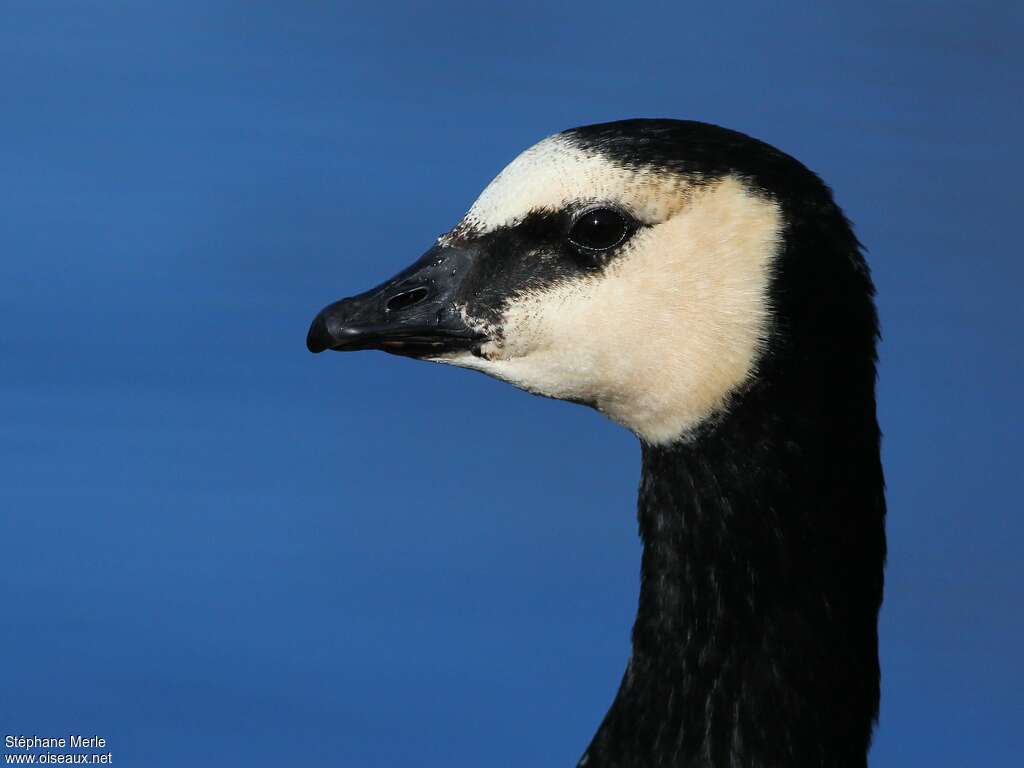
[460,134,691,232]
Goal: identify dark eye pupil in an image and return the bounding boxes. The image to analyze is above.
[568,208,628,250]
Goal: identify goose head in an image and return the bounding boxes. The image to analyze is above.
[305,119,845,446]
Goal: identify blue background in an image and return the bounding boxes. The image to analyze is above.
[2,2,1021,765]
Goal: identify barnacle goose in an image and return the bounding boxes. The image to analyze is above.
[307,119,885,768]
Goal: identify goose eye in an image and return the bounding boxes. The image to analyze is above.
[568,207,630,251]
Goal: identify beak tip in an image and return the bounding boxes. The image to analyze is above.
[306,315,332,354]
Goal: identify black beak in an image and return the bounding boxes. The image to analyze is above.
[306,244,486,358]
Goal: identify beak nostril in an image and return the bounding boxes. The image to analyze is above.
[385,286,430,313]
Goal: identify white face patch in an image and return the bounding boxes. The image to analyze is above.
[434,135,783,445]
[440,136,693,238]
